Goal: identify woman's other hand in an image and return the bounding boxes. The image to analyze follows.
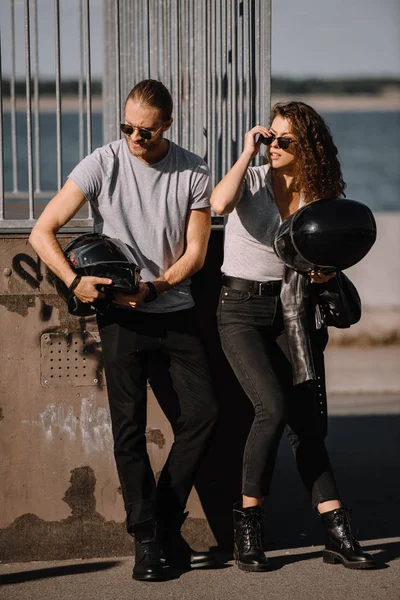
[309,270,337,284]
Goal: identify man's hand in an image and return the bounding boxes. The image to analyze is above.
[309,269,337,284]
[73,276,113,303]
[112,282,150,308]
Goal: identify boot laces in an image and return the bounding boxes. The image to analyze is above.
[243,512,262,549]
[338,509,360,550]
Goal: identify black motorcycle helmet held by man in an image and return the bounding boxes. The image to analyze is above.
[54,233,141,316]
[273,198,377,273]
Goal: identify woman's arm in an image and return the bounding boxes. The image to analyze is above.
[210,125,271,215]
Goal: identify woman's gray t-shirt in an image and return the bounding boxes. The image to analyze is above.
[68,138,211,312]
[222,163,293,281]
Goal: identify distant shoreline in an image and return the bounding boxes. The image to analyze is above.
[3,91,400,113]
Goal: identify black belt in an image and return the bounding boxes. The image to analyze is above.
[222,275,281,296]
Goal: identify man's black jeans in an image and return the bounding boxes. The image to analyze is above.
[97,307,218,532]
[217,284,339,508]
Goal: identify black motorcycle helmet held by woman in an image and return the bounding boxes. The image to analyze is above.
[273,198,377,273]
[54,233,141,316]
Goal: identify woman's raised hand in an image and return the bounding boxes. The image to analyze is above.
[243,126,272,160]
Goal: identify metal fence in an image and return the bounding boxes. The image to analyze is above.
[0,0,271,230]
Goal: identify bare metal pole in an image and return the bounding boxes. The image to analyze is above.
[115,0,121,130]
[54,0,62,190]
[84,0,92,156]
[79,0,85,161]
[32,0,40,192]
[0,29,4,219]
[24,0,34,219]
[10,0,18,193]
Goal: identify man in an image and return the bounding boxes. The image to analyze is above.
[29,79,218,581]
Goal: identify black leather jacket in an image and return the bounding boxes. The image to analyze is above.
[280,266,329,386]
[280,266,331,436]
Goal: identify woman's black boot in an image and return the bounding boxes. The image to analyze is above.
[321,508,376,570]
[132,519,165,581]
[233,504,269,572]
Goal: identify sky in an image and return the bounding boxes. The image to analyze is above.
[0,0,399,79]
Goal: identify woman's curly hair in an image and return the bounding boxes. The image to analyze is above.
[269,101,346,203]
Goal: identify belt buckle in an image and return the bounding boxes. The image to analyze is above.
[258,282,264,295]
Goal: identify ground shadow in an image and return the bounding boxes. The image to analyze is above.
[0,561,122,585]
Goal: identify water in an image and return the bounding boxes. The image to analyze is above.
[2,111,400,213]
[322,111,400,212]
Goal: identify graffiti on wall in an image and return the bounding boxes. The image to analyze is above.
[21,394,114,457]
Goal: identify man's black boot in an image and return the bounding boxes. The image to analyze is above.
[233,504,269,572]
[321,508,376,570]
[132,519,165,581]
[159,512,217,569]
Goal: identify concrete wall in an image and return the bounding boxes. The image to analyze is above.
[0,216,399,561]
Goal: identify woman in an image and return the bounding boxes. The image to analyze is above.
[210,101,376,572]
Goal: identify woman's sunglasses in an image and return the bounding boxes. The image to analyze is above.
[261,135,296,150]
[120,123,160,140]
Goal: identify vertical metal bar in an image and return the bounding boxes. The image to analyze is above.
[0,29,4,219]
[148,0,155,78]
[201,0,207,159]
[162,0,170,91]
[181,0,188,150]
[243,0,250,132]
[115,0,121,131]
[54,0,62,190]
[237,0,243,157]
[84,0,92,156]
[10,0,18,193]
[205,0,212,175]
[144,0,150,79]
[32,0,40,192]
[24,0,34,218]
[226,0,233,168]
[220,0,227,178]
[171,0,180,144]
[79,0,85,160]
[263,0,272,123]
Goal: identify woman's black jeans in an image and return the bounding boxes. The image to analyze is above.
[217,283,339,508]
[97,307,218,533]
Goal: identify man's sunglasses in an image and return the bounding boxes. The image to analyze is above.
[120,123,161,140]
[261,135,296,150]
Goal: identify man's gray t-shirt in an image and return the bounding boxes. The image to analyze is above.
[69,138,211,312]
[222,163,304,281]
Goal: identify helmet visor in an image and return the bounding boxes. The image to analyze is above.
[66,237,137,269]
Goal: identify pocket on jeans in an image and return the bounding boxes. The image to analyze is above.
[219,286,251,304]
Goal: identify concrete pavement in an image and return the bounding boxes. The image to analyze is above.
[1,539,399,600]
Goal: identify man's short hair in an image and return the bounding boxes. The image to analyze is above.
[125,79,173,122]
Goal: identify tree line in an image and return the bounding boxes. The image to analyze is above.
[2,77,399,97]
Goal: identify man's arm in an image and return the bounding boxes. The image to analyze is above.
[113,207,211,308]
[29,178,112,302]
[157,206,211,288]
